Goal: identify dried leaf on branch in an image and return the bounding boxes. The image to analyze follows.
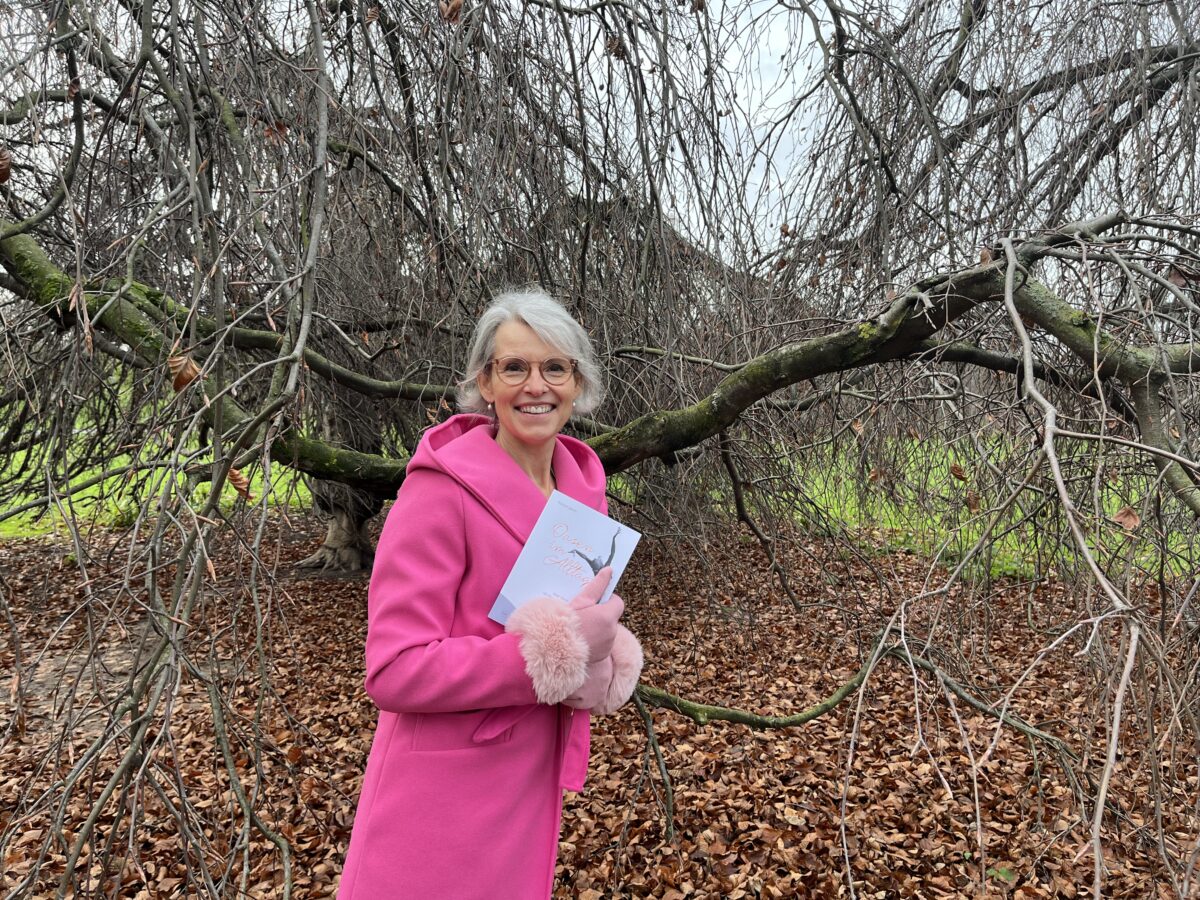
[1112,506,1141,530]
[167,355,202,392]
[228,468,253,501]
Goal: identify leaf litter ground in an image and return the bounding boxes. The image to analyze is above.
[0,514,1192,898]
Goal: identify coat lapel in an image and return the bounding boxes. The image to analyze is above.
[436,419,603,544]
[550,438,597,508]
[439,424,544,543]
[432,415,604,542]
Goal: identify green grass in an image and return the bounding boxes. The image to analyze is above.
[6,434,1194,585]
[781,438,1195,580]
[0,452,314,540]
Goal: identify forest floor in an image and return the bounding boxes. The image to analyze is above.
[0,513,1193,898]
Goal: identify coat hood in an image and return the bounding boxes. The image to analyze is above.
[406,414,608,543]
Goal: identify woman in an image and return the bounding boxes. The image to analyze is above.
[338,287,643,899]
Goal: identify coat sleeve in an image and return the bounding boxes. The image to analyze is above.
[364,469,545,714]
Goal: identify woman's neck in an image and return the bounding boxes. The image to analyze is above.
[494,429,556,498]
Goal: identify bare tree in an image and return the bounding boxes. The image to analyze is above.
[2,0,1200,895]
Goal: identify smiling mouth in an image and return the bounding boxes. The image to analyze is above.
[517,404,555,414]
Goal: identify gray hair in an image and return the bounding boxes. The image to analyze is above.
[456,287,605,415]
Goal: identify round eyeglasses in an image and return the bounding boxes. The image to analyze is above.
[486,356,578,386]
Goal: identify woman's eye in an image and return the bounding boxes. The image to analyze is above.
[544,361,569,377]
[501,360,527,374]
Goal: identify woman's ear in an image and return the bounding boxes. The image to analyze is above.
[477,371,494,404]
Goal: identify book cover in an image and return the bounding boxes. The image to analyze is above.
[488,490,641,625]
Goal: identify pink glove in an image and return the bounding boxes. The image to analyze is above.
[505,567,626,705]
[564,657,614,710]
[568,569,625,662]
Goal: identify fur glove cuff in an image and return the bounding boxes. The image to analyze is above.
[506,597,589,705]
[593,624,644,715]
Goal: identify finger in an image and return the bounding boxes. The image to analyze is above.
[574,567,613,606]
[602,594,625,620]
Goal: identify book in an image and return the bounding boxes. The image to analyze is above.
[488,490,641,625]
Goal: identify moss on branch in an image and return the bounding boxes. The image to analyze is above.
[637,643,1075,761]
[590,266,1008,473]
[636,655,870,729]
[0,223,410,494]
[8,215,1192,513]
[1011,278,1153,380]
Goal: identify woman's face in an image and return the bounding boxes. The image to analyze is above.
[477,320,582,456]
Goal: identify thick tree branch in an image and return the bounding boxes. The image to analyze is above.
[916,338,1138,421]
[1007,255,1200,516]
[967,42,1197,105]
[1010,278,1154,381]
[1040,55,1194,224]
[1162,343,1200,373]
[219,326,449,402]
[589,213,1129,473]
[0,87,114,126]
[916,339,1071,387]
[8,211,1189,501]
[0,224,409,493]
[638,643,1076,762]
[99,273,453,402]
[591,263,1007,472]
[1129,376,1200,517]
[636,654,871,729]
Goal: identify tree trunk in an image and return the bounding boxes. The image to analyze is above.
[296,388,388,573]
[297,505,377,573]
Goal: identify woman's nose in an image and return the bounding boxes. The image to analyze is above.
[523,368,549,393]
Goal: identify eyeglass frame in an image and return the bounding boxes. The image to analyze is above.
[484,355,580,386]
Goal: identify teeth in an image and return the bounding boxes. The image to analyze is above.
[520,405,553,413]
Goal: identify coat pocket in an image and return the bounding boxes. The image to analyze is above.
[409,709,515,752]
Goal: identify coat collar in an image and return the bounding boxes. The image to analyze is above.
[418,415,602,544]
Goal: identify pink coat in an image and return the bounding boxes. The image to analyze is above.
[338,415,638,899]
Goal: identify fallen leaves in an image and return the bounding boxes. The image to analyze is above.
[0,517,1190,898]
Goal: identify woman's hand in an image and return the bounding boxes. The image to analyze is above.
[563,622,644,713]
[506,568,629,706]
[569,568,624,662]
[564,657,614,710]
